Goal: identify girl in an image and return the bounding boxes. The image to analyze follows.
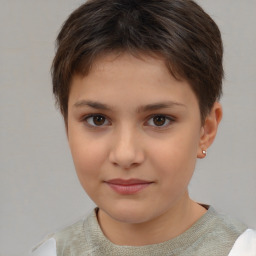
[32,0,256,255]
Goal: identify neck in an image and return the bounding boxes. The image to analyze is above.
[97,194,207,246]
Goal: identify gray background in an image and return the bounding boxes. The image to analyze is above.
[0,1,255,255]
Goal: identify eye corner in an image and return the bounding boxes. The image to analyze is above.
[82,113,111,128]
[145,114,176,128]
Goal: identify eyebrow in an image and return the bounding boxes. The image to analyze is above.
[136,101,186,113]
[73,100,111,111]
[73,100,186,112]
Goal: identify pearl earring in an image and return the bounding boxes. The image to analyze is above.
[202,150,207,156]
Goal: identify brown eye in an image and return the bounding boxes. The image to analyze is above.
[153,116,166,126]
[93,115,105,126]
[147,115,174,128]
[85,115,109,127]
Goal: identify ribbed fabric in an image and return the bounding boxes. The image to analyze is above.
[51,207,247,256]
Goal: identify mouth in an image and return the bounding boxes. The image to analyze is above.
[104,179,153,195]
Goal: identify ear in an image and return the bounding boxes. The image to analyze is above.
[197,102,223,158]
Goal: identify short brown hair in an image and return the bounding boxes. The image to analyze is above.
[52,0,223,123]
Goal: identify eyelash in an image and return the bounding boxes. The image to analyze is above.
[82,114,175,128]
[146,114,175,128]
[82,114,111,127]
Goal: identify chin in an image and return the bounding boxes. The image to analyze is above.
[101,202,157,224]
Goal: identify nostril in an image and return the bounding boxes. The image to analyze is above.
[122,162,140,170]
[109,146,145,169]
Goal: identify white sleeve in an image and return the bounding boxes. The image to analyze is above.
[228,229,256,256]
[31,237,57,256]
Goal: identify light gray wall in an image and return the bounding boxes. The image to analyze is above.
[0,1,255,255]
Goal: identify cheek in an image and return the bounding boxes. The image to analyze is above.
[148,127,200,184]
[69,140,105,200]
[68,128,107,184]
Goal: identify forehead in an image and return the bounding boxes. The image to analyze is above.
[69,52,199,111]
[91,52,171,81]
[78,51,182,83]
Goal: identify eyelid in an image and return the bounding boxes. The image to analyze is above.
[145,114,176,128]
[81,113,111,127]
[80,113,175,129]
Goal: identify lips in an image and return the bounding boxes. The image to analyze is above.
[105,179,153,195]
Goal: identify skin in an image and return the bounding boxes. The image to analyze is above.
[67,53,222,246]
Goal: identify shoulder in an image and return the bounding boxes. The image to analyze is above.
[206,207,247,237]
[189,206,249,254]
[228,229,256,256]
[30,237,56,256]
[31,211,94,256]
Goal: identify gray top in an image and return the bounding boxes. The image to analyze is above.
[46,207,247,256]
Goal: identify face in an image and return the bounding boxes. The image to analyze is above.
[67,53,204,224]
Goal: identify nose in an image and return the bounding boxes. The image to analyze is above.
[108,126,145,169]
